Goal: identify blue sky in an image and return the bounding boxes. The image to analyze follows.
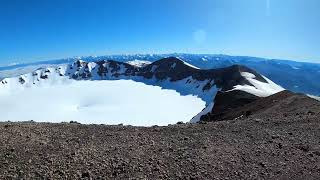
[0,0,319,64]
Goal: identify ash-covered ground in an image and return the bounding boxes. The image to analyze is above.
[1,115,319,179]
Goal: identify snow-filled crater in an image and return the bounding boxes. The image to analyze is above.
[0,79,206,126]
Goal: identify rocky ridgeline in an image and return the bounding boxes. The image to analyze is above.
[5,57,268,95]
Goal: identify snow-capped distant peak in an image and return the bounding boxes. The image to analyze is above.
[291,66,300,70]
[126,60,151,67]
[201,57,208,62]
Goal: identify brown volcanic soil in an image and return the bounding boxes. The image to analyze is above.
[0,94,320,179]
[203,90,320,122]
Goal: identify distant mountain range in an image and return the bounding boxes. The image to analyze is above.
[1,54,319,96]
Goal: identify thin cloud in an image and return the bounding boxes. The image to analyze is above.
[266,0,271,16]
[193,29,207,44]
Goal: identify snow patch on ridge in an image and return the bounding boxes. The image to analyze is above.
[182,61,200,69]
[308,94,320,101]
[126,60,151,67]
[175,57,200,69]
[231,72,284,97]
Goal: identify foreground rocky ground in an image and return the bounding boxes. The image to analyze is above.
[1,111,320,179]
[1,91,320,179]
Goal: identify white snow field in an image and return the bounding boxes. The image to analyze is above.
[0,79,205,126]
[308,94,320,101]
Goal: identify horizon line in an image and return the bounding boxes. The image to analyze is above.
[1,52,319,67]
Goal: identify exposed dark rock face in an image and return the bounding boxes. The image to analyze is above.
[18,77,25,84]
[40,74,48,79]
[201,90,260,121]
[137,58,267,91]
[201,90,320,122]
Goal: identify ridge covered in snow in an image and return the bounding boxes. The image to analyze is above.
[126,60,151,67]
[230,72,284,97]
[308,94,320,101]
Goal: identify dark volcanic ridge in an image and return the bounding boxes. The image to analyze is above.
[2,57,268,92]
[202,90,320,121]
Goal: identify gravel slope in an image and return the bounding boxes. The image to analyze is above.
[1,111,319,179]
[1,92,320,179]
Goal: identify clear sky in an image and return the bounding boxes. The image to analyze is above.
[0,0,319,64]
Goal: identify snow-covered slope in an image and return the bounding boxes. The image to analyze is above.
[0,57,284,125]
[308,95,320,101]
[230,72,284,97]
[126,60,151,67]
[0,64,66,80]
